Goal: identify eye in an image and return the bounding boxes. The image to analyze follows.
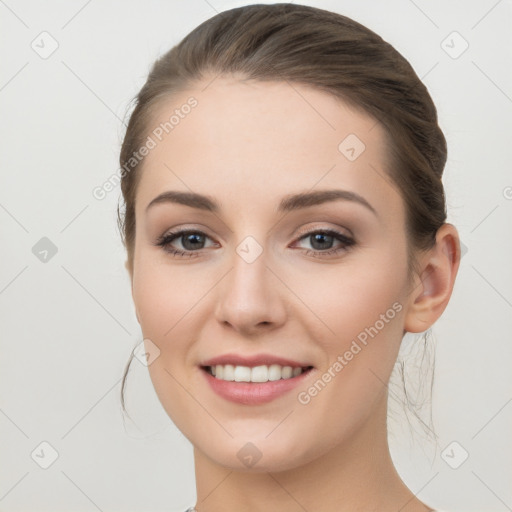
[154,227,355,259]
[154,229,217,257]
[292,228,355,258]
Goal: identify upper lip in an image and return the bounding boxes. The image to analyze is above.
[200,353,314,368]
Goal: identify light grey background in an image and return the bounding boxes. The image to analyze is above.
[1,1,511,511]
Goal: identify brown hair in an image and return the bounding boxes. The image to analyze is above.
[118,3,447,436]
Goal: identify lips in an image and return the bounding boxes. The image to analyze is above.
[198,353,316,405]
[200,363,315,405]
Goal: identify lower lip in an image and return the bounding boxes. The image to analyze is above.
[200,366,315,405]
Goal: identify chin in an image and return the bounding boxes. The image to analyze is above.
[192,429,327,473]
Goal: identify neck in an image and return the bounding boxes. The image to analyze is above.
[191,394,433,512]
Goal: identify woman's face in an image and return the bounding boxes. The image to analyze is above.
[129,76,418,471]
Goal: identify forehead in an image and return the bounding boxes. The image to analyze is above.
[134,76,402,221]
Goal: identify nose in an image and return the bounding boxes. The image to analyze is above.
[214,246,287,336]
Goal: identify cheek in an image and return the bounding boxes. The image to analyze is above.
[132,261,206,430]
[287,251,408,405]
[289,263,406,441]
[292,256,406,343]
[132,258,209,338]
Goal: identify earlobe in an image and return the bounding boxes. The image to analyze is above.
[125,259,135,287]
[124,259,140,324]
[404,223,461,333]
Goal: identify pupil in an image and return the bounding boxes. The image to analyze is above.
[183,233,204,250]
[311,233,333,250]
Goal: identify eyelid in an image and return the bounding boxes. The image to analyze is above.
[292,222,354,241]
[158,223,353,244]
[156,227,218,247]
[159,223,217,239]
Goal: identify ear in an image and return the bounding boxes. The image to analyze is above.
[124,259,132,281]
[403,223,461,333]
[124,259,140,324]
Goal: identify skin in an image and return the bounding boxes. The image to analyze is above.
[126,75,460,512]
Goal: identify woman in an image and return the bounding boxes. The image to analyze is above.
[118,3,460,511]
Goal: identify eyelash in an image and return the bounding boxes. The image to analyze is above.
[154,227,355,259]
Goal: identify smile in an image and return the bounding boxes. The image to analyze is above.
[199,364,316,405]
[202,364,313,382]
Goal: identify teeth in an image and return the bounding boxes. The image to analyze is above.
[207,364,308,382]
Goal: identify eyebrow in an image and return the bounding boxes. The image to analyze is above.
[145,189,377,216]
